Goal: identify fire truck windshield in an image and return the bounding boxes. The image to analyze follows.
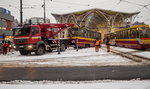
[13,27,30,36]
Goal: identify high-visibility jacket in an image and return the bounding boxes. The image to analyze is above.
[3,43,9,48]
[95,40,100,46]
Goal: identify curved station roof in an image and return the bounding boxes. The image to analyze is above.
[52,8,139,30]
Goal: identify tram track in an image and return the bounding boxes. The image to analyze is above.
[109,47,150,65]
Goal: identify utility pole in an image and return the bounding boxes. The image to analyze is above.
[20,0,23,25]
[44,0,46,23]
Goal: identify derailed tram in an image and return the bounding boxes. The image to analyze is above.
[107,25,150,49]
[68,28,101,48]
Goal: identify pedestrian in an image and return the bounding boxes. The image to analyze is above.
[94,38,101,52]
[105,37,110,52]
[2,41,9,55]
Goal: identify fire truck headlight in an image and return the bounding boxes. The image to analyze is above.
[9,45,12,48]
[13,46,16,49]
[28,45,33,49]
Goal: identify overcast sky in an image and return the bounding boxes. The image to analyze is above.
[0,0,150,24]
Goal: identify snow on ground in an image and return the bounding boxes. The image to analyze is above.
[133,51,150,58]
[0,46,150,89]
[0,47,138,67]
[0,80,150,89]
[110,46,150,59]
[1,45,150,66]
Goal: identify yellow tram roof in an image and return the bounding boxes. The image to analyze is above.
[129,25,149,29]
[115,25,150,32]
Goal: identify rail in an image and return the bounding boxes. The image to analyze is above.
[108,47,150,65]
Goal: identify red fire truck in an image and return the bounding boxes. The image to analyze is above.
[13,24,74,55]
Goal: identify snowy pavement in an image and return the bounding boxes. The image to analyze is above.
[0,80,150,89]
[0,46,144,67]
[0,46,150,89]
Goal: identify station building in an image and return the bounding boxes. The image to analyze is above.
[0,7,14,41]
[52,8,139,41]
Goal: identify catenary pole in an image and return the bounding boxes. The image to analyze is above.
[20,0,23,25]
[44,0,46,23]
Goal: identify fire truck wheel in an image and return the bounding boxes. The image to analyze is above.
[60,43,66,52]
[19,50,29,55]
[35,46,45,55]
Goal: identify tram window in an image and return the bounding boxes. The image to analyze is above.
[125,31,128,38]
[119,32,121,39]
[81,29,84,37]
[78,29,83,37]
[122,31,125,38]
[84,30,87,37]
[128,30,131,38]
[136,30,140,38]
[92,32,94,38]
[69,28,75,37]
[78,29,81,37]
[74,28,78,36]
[124,30,128,38]
[117,32,120,39]
[118,32,121,39]
[110,33,113,39]
[139,27,147,38]
[122,32,124,38]
[123,31,125,38]
[120,32,123,39]
[130,30,136,38]
[116,32,119,39]
[94,32,97,39]
[117,33,120,39]
[91,32,94,38]
[87,30,89,38]
[127,30,130,38]
[98,33,101,39]
[143,27,150,38]
[81,29,85,37]
[89,32,92,38]
[95,33,97,38]
[88,30,91,38]
[139,30,144,38]
[122,31,124,38]
[93,32,95,39]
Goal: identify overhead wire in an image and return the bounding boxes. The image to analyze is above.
[49,0,91,7]
[112,0,124,10]
[139,4,150,11]
[121,0,143,7]
[120,0,150,11]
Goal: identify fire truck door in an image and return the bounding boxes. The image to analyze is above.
[31,26,41,42]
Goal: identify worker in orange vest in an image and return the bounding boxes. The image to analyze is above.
[105,37,110,52]
[2,41,9,55]
[94,38,101,52]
